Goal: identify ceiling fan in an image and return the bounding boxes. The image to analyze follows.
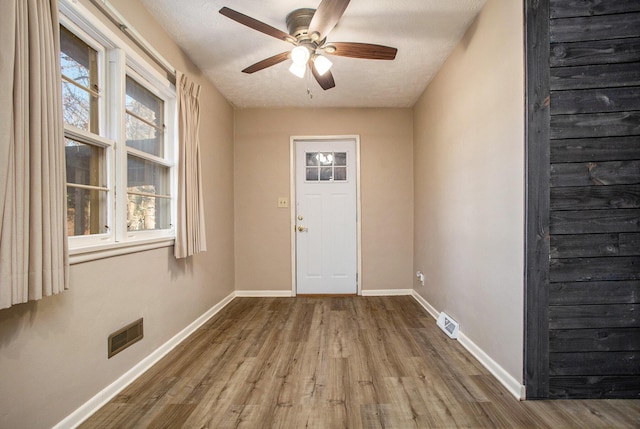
[219,0,398,90]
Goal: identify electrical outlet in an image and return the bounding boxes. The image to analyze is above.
[416,271,425,286]
[277,197,288,208]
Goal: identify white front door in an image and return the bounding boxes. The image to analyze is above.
[295,139,357,294]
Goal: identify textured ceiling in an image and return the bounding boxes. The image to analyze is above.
[139,0,486,108]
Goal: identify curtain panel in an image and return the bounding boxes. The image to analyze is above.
[0,0,69,309]
[174,71,207,258]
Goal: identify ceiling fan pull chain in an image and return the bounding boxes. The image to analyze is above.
[306,66,313,99]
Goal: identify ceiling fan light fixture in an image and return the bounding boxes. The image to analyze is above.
[289,62,307,78]
[291,45,311,66]
[313,55,332,76]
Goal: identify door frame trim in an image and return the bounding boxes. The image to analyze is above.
[289,135,362,296]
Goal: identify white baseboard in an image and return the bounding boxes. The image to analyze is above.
[235,290,294,297]
[411,290,439,319]
[410,290,525,400]
[457,332,526,400]
[54,291,236,429]
[361,289,413,296]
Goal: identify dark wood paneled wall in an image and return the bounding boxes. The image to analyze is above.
[527,0,640,399]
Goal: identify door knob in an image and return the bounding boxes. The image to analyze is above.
[297,226,307,232]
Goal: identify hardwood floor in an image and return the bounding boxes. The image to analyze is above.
[80,296,640,428]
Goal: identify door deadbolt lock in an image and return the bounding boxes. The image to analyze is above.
[298,215,304,220]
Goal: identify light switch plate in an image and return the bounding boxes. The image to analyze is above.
[277,197,288,208]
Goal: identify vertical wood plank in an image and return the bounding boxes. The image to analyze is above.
[525,0,551,399]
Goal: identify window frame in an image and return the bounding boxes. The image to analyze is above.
[121,67,177,240]
[60,14,114,248]
[59,0,177,263]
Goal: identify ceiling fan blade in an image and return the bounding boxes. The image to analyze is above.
[311,63,336,90]
[325,42,397,60]
[242,52,290,74]
[220,7,293,43]
[308,0,350,40]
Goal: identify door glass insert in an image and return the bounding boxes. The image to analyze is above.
[306,167,319,181]
[305,151,347,182]
[305,152,319,166]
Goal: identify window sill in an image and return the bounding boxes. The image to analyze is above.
[69,237,175,265]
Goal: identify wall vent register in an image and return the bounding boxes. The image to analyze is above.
[108,318,144,358]
[437,312,459,340]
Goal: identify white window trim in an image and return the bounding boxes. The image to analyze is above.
[60,0,177,264]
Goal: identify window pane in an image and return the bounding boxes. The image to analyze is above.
[306,152,318,166]
[126,76,164,157]
[67,187,107,236]
[320,167,333,181]
[318,152,333,166]
[306,167,318,181]
[60,26,98,133]
[127,155,170,194]
[65,138,106,236]
[334,152,347,166]
[61,82,98,131]
[334,166,347,181]
[125,114,164,156]
[127,155,170,231]
[127,195,171,231]
[65,138,104,186]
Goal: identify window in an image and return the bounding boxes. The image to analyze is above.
[125,76,172,231]
[59,0,176,259]
[60,24,110,238]
[305,152,348,182]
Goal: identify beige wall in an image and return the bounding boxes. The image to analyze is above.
[0,1,235,428]
[413,0,525,381]
[234,108,414,293]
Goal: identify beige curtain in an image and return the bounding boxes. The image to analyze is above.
[0,0,69,309]
[174,71,207,258]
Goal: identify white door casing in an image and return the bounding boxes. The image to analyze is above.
[292,137,359,295]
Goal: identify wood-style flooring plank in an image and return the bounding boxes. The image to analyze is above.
[79,296,640,428]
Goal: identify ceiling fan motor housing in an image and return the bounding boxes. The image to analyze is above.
[286,8,316,41]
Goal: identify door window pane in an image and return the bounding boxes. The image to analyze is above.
[306,167,319,181]
[320,167,333,181]
[306,152,318,166]
[334,152,347,166]
[126,76,164,157]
